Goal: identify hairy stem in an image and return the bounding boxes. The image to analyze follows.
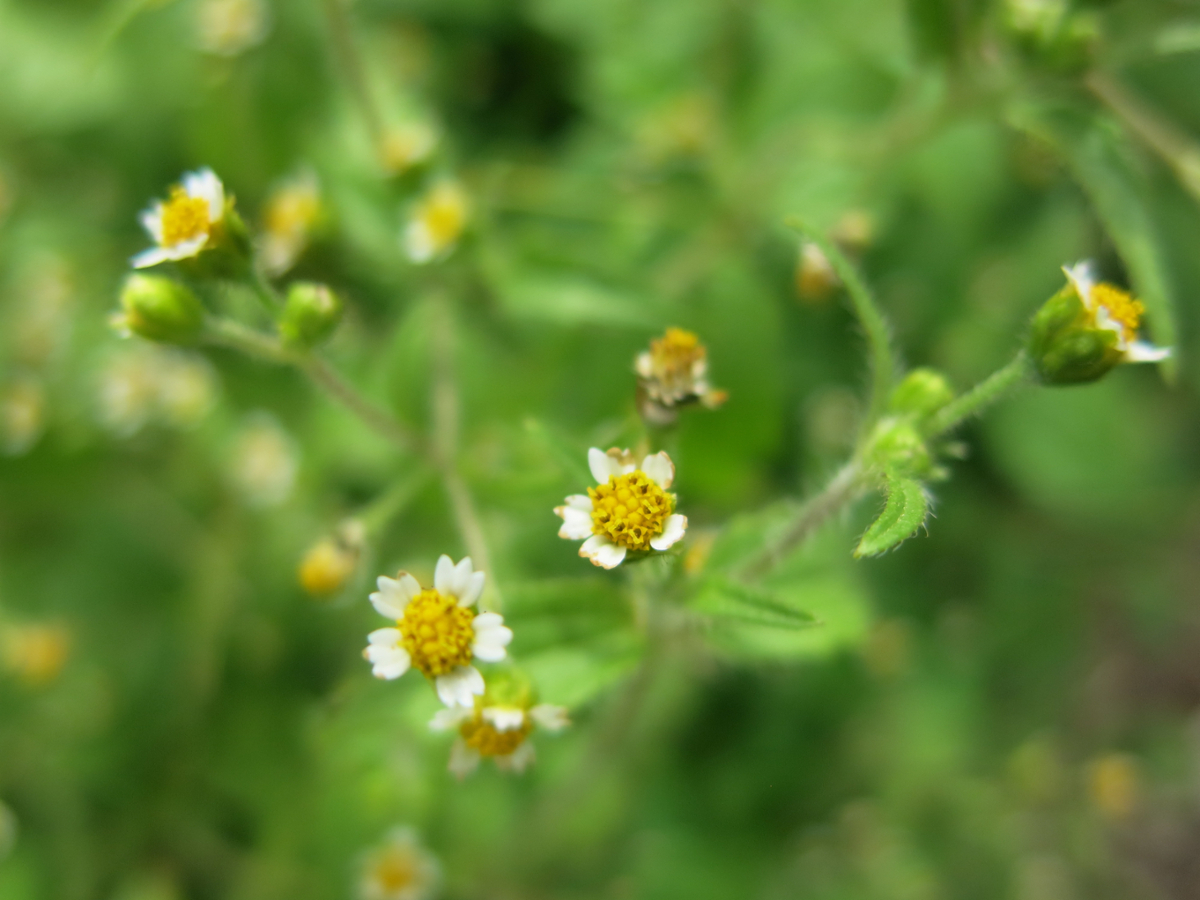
[925,351,1031,437]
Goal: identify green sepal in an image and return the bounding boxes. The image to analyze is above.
[854,471,929,558]
[889,368,955,420]
[1027,287,1121,385]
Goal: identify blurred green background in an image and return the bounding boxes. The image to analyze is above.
[2,0,1200,897]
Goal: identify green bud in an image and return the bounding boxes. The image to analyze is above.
[889,368,955,420]
[1027,285,1121,385]
[118,274,205,344]
[279,282,342,348]
[864,418,933,478]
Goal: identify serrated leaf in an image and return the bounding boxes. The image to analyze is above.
[692,578,818,631]
[854,472,928,558]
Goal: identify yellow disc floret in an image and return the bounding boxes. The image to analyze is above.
[649,327,704,380]
[461,714,532,757]
[589,471,674,551]
[1092,283,1144,342]
[160,187,212,248]
[398,589,475,677]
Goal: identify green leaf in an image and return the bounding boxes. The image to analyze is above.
[691,578,818,630]
[523,418,594,488]
[854,472,929,558]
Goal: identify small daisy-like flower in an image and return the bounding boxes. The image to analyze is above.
[380,123,438,175]
[299,521,364,599]
[430,694,568,779]
[1061,262,1169,364]
[196,0,271,57]
[555,447,688,569]
[403,181,468,264]
[635,328,727,425]
[132,169,228,269]
[357,827,440,900]
[364,555,512,708]
[260,170,321,276]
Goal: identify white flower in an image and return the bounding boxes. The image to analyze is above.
[259,170,321,276]
[403,181,468,264]
[132,169,226,269]
[1062,262,1170,364]
[364,555,511,708]
[196,0,271,57]
[431,700,569,779]
[357,827,440,900]
[228,412,298,508]
[554,447,688,569]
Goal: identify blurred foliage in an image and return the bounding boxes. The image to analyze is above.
[2,0,1200,898]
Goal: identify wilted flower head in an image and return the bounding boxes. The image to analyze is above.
[358,827,440,900]
[380,122,438,175]
[228,413,298,507]
[299,520,365,598]
[0,377,46,456]
[260,170,321,275]
[430,669,568,778]
[364,555,512,708]
[196,0,271,56]
[2,622,70,687]
[555,448,688,569]
[133,169,228,269]
[403,181,468,264]
[635,327,726,425]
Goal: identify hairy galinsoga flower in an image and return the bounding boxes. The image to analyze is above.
[299,521,365,598]
[380,123,438,175]
[95,346,217,437]
[260,171,320,275]
[133,169,228,269]
[556,448,688,569]
[364,556,512,708]
[228,413,298,508]
[196,0,271,56]
[403,181,468,264]
[635,327,727,425]
[358,827,440,900]
[2,623,70,687]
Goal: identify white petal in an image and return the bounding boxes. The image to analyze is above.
[367,627,402,646]
[459,570,486,607]
[131,246,173,269]
[369,574,416,619]
[140,205,164,243]
[580,534,627,569]
[563,494,592,511]
[530,704,570,732]
[650,513,688,551]
[1062,261,1097,309]
[472,614,512,662]
[405,221,435,263]
[494,741,535,774]
[556,506,593,540]
[640,451,675,489]
[434,554,456,595]
[588,447,616,483]
[451,556,476,601]
[448,739,481,779]
[436,665,485,708]
[363,635,410,680]
[482,706,527,733]
[634,351,653,378]
[429,707,471,732]
[184,168,225,221]
[1124,341,1171,363]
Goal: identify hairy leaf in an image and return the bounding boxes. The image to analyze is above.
[854,472,929,558]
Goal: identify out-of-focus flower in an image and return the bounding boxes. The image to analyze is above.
[155,351,217,428]
[228,413,298,507]
[0,800,15,861]
[1028,262,1170,385]
[259,171,321,276]
[9,256,74,369]
[1087,753,1139,821]
[0,377,46,456]
[1006,0,1067,40]
[96,346,218,437]
[379,123,438,176]
[364,555,511,708]
[2,622,70,687]
[299,520,365,598]
[358,827,440,900]
[795,240,838,302]
[831,209,876,253]
[196,0,271,57]
[430,669,568,778]
[555,448,687,570]
[635,327,727,425]
[133,168,229,269]
[403,181,467,264]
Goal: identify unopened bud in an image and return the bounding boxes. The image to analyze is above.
[1028,284,1119,384]
[279,282,342,348]
[889,368,954,420]
[864,418,934,478]
[117,274,205,344]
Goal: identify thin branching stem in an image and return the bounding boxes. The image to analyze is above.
[925,351,1031,438]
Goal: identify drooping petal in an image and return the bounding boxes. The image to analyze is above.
[448,739,481,779]
[640,451,675,489]
[649,513,688,551]
[429,707,472,732]
[130,246,174,269]
[580,534,627,569]
[482,706,527,733]
[495,741,536,774]
[458,570,486,607]
[530,704,570,732]
[1124,341,1171,363]
[436,665,485,708]
[433,554,456,596]
[555,505,594,540]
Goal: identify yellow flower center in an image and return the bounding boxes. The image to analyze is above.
[398,589,475,677]
[588,471,674,551]
[372,849,418,891]
[461,714,532,757]
[420,186,467,251]
[1091,283,1144,341]
[298,538,355,598]
[648,327,704,380]
[160,187,212,248]
[265,188,319,238]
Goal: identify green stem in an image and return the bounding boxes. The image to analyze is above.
[358,470,431,537]
[925,351,1031,437]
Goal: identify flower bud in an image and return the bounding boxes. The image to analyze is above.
[279,282,342,348]
[298,521,363,599]
[889,368,954,420]
[863,418,934,478]
[116,274,205,344]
